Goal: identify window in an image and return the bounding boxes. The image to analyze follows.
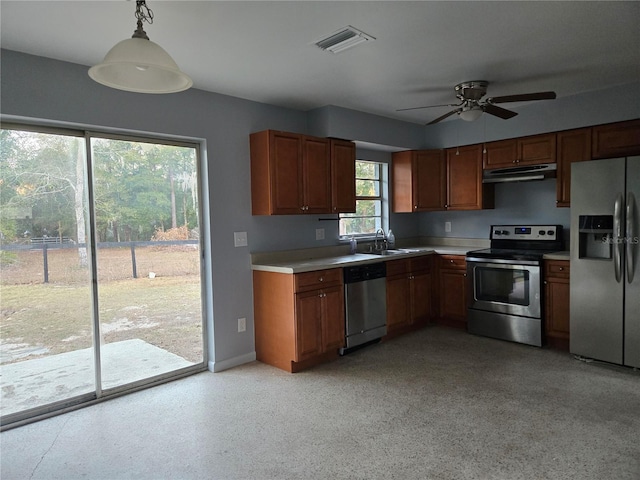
[339,160,388,238]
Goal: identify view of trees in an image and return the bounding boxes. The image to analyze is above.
[339,160,383,236]
[0,129,199,249]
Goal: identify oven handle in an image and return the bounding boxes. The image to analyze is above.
[466,256,540,267]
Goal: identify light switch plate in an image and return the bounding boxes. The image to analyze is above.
[234,231,248,247]
[316,228,325,240]
[445,222,452,233]
[238,317,246,332]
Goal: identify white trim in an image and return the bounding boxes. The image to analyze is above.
[208,352,256,372]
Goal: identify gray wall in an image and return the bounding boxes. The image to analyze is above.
[2,49,639,370]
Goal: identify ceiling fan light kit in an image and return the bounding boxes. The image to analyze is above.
[399,80,557,125]
[88,0,192,94]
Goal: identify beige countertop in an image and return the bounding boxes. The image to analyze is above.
[251,243,482,274]
[543,251,570,261]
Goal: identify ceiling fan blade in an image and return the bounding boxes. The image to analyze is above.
[488,91,557,104]
[426,109,461,125]
[397,102,461,112]
[483,103,518,120]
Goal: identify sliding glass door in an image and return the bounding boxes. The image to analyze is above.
[0,126,206,426]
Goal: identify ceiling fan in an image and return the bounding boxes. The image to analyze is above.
[398,80,556,125]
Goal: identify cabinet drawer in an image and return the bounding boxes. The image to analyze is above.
[410,255,432,273]
[386,258,410,277]
[545,260,570,278]
[295,268,342,292]
[439,255,466,270]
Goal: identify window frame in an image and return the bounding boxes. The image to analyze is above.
[339,159,389,241]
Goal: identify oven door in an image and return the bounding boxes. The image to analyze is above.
[466,258,541,319]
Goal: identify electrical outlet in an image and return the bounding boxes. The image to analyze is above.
[234,231,248,247]
[238,317,246,333]
[445,221,452,233]
[316,228,325,240]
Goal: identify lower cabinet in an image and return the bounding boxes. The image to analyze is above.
[253,268,344,372]
[544,260,570,350]
[437,255,468,329]
[386,256,433,336]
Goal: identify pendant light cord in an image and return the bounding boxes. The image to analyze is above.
[132,0,154,40]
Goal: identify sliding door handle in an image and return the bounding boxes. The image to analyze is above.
[627,192,636,283]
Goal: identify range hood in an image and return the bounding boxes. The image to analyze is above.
[483,163,557,183]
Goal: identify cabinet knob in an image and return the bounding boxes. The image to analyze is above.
[463,273,467,277]
[319,277,324,282]
[559,267,564,271]
[450,259,454,263]
[544,281,547,284]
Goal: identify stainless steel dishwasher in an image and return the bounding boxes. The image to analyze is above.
[340,262,387,355]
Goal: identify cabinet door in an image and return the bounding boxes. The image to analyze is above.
[556,128,591,207]
[410,271,432,324]
[386,274,409,330]
[295,291,323,361]
[483,139,517,169]
[439,269,467,321]
[271,131,304,214]
[518,133,556,165]
[592,119,640,159]
[322,286,345,351]
[545,278,570,339]
[302,136,331,213]
[415,150,446,211]
[447,145,489,210]
[331,139,356,213]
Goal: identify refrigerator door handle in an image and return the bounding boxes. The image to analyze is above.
[614,193,623,283]
[627,192,636,283]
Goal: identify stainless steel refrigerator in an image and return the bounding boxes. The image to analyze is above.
[570,156,639,367]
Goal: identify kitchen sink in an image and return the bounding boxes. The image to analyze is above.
[370,249,409,256]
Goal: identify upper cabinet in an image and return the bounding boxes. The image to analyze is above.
[591,119,640,159]
[556,128,592,208]
[392,149,446,212]
[330,139,356,213]
[483,133,556,169]
[446,145,494,210]
[251,130,355,215]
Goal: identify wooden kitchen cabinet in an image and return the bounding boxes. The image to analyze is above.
[330,138,356,213]
[591,119,640,159]
[544,260,570,351]
[250,130,331,215]
[385,255,433,336]
[253,268,344,372]
[392,149,446,212]
[446,144,494,210]
[483,133,556,169]
[437,255,468,329]
[556,128,592,207]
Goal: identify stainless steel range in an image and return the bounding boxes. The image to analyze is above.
[466,225,563,347]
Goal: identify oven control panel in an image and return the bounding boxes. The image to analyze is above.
[491,225,560,241]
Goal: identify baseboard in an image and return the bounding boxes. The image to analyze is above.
[208,351,256,372]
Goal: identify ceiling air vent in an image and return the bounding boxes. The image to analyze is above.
[314,26,375,54]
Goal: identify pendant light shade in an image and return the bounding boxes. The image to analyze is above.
[88,1,192,94]
[89,38,192,94]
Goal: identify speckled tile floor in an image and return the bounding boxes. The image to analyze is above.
[1,326,639,480]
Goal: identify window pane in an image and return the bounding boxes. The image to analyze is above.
[91,137,203,390]
[356,179,380,197]
[0,128,94,417]
[356,161,379,180]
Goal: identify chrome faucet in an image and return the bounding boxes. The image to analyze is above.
[374,228,388,251]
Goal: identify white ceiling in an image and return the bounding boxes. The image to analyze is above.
[2,1,639,125]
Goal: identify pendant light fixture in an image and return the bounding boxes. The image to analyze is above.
[89,0,192,94]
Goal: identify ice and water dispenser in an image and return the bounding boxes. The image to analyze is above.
[578,215,613,259]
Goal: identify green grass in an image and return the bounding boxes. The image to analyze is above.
[1,248,204,364]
